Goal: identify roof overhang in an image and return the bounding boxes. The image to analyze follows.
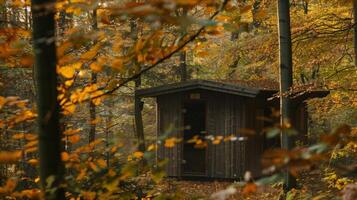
[136,79,260,98]
[136,79,330,100]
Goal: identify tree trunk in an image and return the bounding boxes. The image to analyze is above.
[131,18,146,152]
[89,9,97,143]
[179,51,187,82]
[303,0,308,14]
[31,0,65,199]
[353,0,357,66]
[134,78,145,152]
[277,0,296,191]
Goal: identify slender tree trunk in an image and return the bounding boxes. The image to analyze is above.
[277,0,296,191]
[131,18,146,152]
[303,0,308,14]
[31,0,65,199]
[0,5,7,28]
[89,9,97,143]
[179,8,188,82]
[353,0,357,66]
[179,51,187,81]
[134,78,145,152]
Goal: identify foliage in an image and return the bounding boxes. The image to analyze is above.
[2,0,357,199]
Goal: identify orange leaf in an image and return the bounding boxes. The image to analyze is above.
[0,151,22,163]
[61,152,69,161]
[28,159,39,166]
[68,135,81,144]
[133,151,144,159]
[90,62,103,72]
[242,183,257,194]
[97,159,107,168]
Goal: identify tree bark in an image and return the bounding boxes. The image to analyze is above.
[134,78,145,152]
[179,51,187,82]
[353,0,357,66]
[277,0,296,191]
[31,0,65,199]
[130,18,146,152]
[89,9,97,143]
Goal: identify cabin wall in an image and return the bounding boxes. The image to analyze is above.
[244,98,267,177]
[156,90,311,179]
[157,93,183,177]
[205,93,247,179]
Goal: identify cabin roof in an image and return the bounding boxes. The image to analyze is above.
[136,79,329,98]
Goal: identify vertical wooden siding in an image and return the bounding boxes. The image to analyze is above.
[157,94,182,177]
[155,90,296,179]
[206,93,247,179]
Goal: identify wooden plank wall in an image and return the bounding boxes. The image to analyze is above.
[157,93,183,177]
[156,90,287,179]
[206,93,247,179]
[244,98,266,177]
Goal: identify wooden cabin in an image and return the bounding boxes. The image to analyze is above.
[136,79,329,179]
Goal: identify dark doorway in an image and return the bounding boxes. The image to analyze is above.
[182,100,206,176]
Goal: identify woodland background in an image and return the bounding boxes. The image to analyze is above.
[1,0,357,199]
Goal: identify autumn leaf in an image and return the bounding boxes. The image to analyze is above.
[81,191,96,200]
[64,129,81,136]
[19,55,34,67]
[89,62,103,72]
[164,138,176,148]
[68,135,81,144]
[61,152,69,161]
[58,66,75,79]
[242,183,257,194]
[81,43,101,61]
[0,96,5,109]
[97,159,107,168]
[28,159,39,166]
[147,144,156,151]
[133,151,144,159]
[0,151,22,163]
[64,79,74,87]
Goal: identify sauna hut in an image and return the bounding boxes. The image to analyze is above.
[136,79,329,179]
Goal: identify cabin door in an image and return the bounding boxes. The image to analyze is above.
[182,100,206,176]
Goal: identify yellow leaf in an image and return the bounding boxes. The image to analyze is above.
[65,79,74,87]
[164,138,181,148]
[58,66,75,79]
[63,104,76,115]
[147,144,156,151]
[97,159,107,168]
[34,177,40,183]
[133,151,144,159]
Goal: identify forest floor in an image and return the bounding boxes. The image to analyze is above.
[153,170,340,200]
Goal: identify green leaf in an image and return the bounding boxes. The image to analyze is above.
[256,173,284,185]
[267,128,280,138]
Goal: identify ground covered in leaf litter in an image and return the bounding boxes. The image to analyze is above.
[152,170,341,200]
